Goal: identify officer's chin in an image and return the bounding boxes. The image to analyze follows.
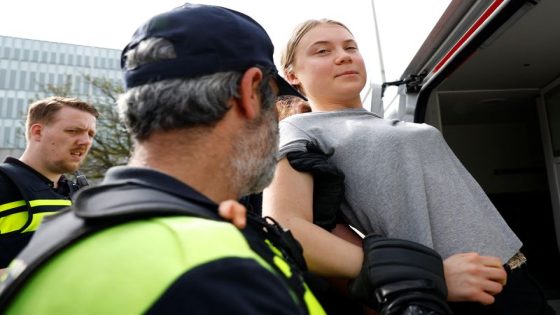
[62,161,81,174]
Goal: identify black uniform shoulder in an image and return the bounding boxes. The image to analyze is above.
[0,159,72,200]
[0,161,26,204]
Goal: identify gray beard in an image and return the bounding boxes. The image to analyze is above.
[231,108,279,197]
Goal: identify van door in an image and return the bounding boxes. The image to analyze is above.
[538,79,560,252]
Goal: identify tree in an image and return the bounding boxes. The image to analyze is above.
[39,74,132,181]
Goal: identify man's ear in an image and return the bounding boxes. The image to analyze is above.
[236,67,263,120]
[28,123,44,141]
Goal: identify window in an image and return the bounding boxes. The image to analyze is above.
[17,99,25,118]
[29,72,36,91]
[59,53,65,64]
[41,51,48,62]
[15,126,25,149]
[83,79,89,95]
[9,70,17,89]
[65,74,73,89]
[32,50,39,62]
[19,71,27,90]
[4,126,12,147]
[7,98,14,118]
[50,52,56,63]
[3,47,11,59]
[39,73,46,88]
[75,76,82,94]
[0,69,6,89]
[23,49,30,61]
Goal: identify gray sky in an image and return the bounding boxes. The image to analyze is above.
[0,1,450,84]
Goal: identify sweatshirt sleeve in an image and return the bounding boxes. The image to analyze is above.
[278,120,312,160]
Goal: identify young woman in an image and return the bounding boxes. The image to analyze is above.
[262,19,553,315]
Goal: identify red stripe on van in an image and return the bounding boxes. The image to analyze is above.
[433,0,505,73]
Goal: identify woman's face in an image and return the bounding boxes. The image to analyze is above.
[288,23,367,108]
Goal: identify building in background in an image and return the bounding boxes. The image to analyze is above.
[0,35,122,160]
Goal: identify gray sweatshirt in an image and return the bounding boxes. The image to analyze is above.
[279,108,521,262]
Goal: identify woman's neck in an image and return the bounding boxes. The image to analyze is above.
[309,98,363,112]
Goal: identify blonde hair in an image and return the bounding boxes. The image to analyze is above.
[281,19,352,94]
[26,96,98,136]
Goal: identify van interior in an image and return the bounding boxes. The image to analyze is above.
[417,0,560,309]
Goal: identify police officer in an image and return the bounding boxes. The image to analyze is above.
[0,96,98,268]
[0,4,324,314]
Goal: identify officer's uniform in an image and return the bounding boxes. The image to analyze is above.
[0,158,74,268]
[0,167,325,315]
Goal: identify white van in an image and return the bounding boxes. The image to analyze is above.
[380,0,560,311]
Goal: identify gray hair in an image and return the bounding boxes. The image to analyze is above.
[118,38,276,141]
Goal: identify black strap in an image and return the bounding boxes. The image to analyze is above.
[0,164,34,234]
[243,212,310,313]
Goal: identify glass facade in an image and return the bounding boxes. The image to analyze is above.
[0,35,122,158]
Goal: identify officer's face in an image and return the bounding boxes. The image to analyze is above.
[38,106,97,174]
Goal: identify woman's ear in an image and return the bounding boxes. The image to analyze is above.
[285,70,300,86]
[236,67,263,119]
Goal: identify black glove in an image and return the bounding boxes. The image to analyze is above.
[286,142,345,231]
[349,235,452,315]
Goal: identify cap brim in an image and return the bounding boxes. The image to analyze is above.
[275,74,307,101]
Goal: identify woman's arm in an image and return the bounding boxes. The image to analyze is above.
[263,159,506,304]
[262,158,363,278]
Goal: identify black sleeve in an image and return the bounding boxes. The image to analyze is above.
[145,257,305,315]
[0,174,31,268]
[0,172,20,205]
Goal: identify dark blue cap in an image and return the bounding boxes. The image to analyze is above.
[121,3,305,100]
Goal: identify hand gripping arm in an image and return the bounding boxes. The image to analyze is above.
[349,235,452,315]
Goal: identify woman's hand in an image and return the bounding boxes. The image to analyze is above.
[444,252,507,304]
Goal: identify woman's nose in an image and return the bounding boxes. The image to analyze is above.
[335,49,352,64]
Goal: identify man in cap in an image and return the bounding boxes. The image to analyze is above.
[0,4,324,314]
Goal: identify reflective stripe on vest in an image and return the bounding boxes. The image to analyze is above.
[265,240,326,315]
[5,216,325,315]
[0,199,71,234]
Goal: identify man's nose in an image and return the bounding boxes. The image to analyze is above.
[77,133,93,145]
